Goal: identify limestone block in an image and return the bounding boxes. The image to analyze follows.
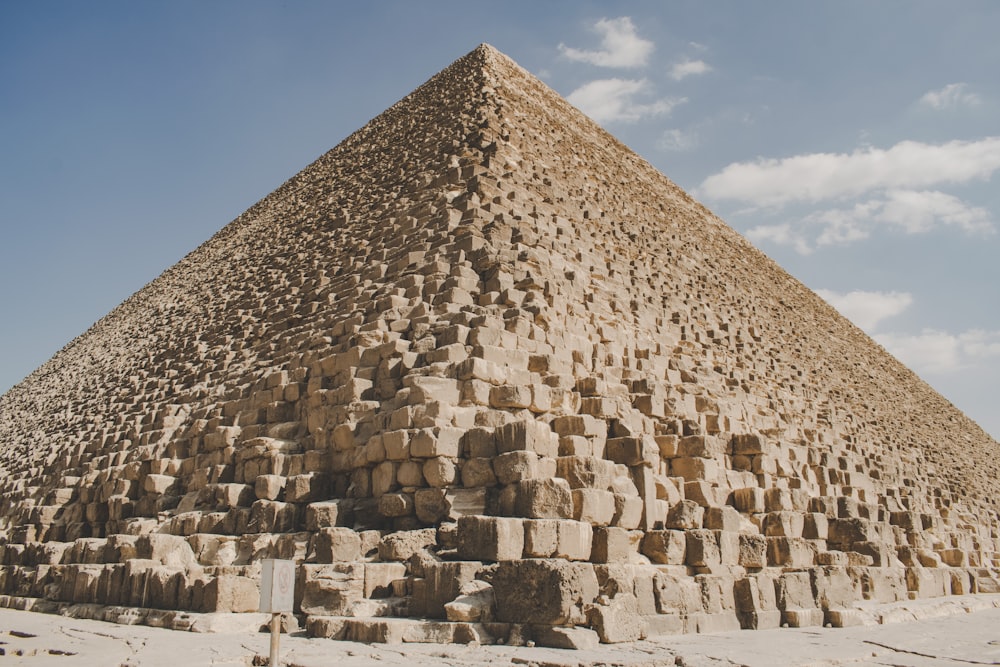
[378,528,436,561]
[511,478,573,519]
[738,533,768,569]
[767,536,816,567]
[457,515,524,561]
[532,625,600,649]
[313,527,362,562]
[588,592,647,643]
[412,560,481,619]
[255,475,285,501]
[732,487,765,513]
[405,376,461,405]
[491,559,599,625]
[444,580,495,622]
[371,461,398,497]
[396,460,424,487]
[422,457,457,488]
[605,437,658,468]
[410,427,463,458]
[572,488,616,525]
[556,520,594,561]
[493,451,542,485]
[300,563,365,616]
[411,488,449,523]
[704,506,741,532]
[670,457,720,482]
[665,500,704,529]
[684,481,718,507]
[305,499,354,530]
[762,511,804,537]
[812,566,860,610]
[641,530,686,565]
[653,572,702,616]
[202,575,258,613]
[143,474,178,495]
[612,494,644,529]
[763,488,792,512]
[804,512,829,539]
[828,517,878,547]
[686,529,722,568]
[490,384,532,409]
[591,526,635,564]
[376,492,413,518]
[137,534,198,570]
[463,428,497,458]
[730,434,764,456]
[496,420,558,457]
[524,519,559,557]
[285,472,327,503]
[557,456,617,490]
[382,430,410,460]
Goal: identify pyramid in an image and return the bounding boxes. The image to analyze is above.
[1,44,999,645]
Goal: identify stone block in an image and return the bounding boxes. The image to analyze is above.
[410,427,463,458]
[641,530,687,565]
[512,478,573,519]
[457,515,524,561]
[572,488,616,525]
[665,500,704,529]
[612,494,644,529]
[493,451,542,485]
[591,526,634,564]
[491,559,598,625]
[588,592,647,643]
[313,527,362,562]
[556,456,617,489]
[524,519,559,557]
[767,536,816,567]
[496,420,558,457]
[202,575,258,613]
[378,528,436,561]
[704,506,741,532]
[300,563,365,616]
[532,625,600,649]
[738,533,768,568]
[686,529,721,568]
[556,520,594,561]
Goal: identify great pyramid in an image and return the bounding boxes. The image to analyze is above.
[1,44,998,646]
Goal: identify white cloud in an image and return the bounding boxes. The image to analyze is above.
[566,78,685,123]
[558,17,653,68]
[875,329,1000,375]
[745,190,993,254]
[920,83,982,110]
[700,137,1000,207]
[658,128,698,152]
[815,289,913,332]
[669,58,712,81]
[746,223,812,255]
[878,190,993,235]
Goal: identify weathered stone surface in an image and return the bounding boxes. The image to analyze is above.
[491,559,599,625]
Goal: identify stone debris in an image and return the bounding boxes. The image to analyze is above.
[1,44,999,648]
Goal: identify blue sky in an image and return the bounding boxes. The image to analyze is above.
[2,2,998,438]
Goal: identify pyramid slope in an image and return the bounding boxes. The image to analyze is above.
[1,44,998,640]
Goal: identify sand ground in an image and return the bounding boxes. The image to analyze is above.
[2,595,1000,666]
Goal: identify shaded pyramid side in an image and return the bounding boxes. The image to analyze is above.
[0,44,998,642]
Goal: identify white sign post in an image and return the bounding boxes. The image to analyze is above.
[260,559,295,667]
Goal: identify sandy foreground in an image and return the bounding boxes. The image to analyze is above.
[2,595,1000,667]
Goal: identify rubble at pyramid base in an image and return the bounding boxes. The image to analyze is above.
[1,45,999,648]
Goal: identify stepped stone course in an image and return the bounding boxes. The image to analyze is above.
[1,44,999,646]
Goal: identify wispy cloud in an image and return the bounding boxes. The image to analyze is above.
[815,289,913,332]
[658,128,699,152]
[700,137,1000,208]
[919,83,981,110]
[669,58,712,81]
[876,329,1000,374]
[559,17,653,68]
[567,78,685,123]
[746,189,994,254]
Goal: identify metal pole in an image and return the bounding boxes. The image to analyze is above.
[269,612,280,667]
